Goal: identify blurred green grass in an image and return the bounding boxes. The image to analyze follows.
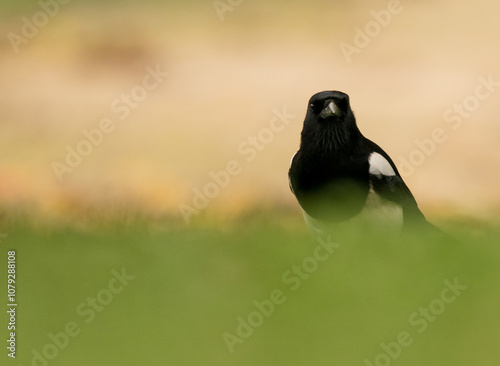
[1,214,499,366]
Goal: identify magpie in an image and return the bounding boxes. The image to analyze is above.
[288,90,438,237]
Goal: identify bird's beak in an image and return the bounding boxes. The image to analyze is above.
[320,100,338,118]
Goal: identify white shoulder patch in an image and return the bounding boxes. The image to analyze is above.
[368,152,395,177]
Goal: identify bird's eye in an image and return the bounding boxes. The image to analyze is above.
[310,101,324,113]
[310,102,320,111]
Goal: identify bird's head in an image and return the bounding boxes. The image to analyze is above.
[307,90,350,121]
[301,90,360,153]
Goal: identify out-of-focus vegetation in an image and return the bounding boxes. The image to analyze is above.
[1,0,500,223]
[1,215,499,366]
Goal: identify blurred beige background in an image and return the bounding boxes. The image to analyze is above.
[0,0,499,223]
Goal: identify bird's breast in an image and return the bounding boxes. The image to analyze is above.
[295,176,370,223]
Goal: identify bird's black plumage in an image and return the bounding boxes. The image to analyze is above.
[289,91,434,236]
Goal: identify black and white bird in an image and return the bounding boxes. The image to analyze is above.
[288,90,438,237]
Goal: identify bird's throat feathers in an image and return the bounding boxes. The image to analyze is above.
[300,113,361,156]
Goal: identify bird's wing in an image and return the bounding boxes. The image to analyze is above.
[368,152,403,201]
[366,150,426,223]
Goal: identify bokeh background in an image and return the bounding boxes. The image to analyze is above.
[1,0,499,223]
[1,1,499,365]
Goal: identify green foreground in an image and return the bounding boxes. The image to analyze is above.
[1,215,499,366]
